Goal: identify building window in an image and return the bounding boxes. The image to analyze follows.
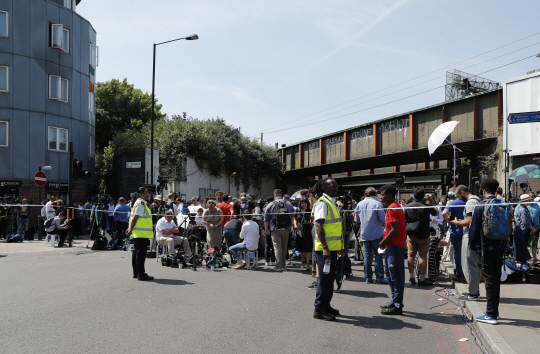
[89,91,95,126]
[49,75,68,102]
[63,0,72,9]
[90,44,99,66]
[50,24,69,53]
[0,121,8,147]
[0,10,7,37]
[0,66,8,92]
[89,136,95,157]
[48,126,68,152]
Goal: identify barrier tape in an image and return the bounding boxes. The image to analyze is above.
[1,200,535,217]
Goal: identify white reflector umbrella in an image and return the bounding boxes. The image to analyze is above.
[428,121,460,155]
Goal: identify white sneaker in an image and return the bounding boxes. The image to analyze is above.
[265,262,269,266]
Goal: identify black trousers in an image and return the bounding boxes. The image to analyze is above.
[314,250,338,313]
[480,249,504,319]
[0,218,7,239]
[50,228,69,247]
[132,238,149,276]
[116,221,129,245]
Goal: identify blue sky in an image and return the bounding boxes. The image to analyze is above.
[78,0,540,146]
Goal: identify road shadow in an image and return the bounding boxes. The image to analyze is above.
[339,314,422,329]
[0,255,7,257]
[153,279,194,286]
[338,289,389,298]
[499,297,540,306]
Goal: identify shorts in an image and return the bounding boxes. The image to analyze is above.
[407,234,430,259]
[529,230,540,248]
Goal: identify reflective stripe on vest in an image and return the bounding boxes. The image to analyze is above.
[314,196,343,251]
[130,199,154,239]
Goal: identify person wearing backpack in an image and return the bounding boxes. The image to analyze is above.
[469,178,512,325]
[450,185,481,301]
[404,187,438,286]
[264,189,295,271]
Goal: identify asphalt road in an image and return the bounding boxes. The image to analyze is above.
[0,250,483,354]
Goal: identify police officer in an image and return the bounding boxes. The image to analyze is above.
[126,187,154,281]
[312,178,343,321]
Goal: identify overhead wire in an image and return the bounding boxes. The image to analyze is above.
[267,40,540,135]
[267,30,540,132]
[263,53,538,135]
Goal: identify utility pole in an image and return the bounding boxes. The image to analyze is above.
[68,142,74,247]
[260,132,263,146]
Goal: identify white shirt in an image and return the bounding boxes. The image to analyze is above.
[195,215,204,226]
[45,201,56,218]
[134,198,148,217]
[155,217,177,239]
[313,193,337,220]
[240,220,260,251]
[254,206,261,215]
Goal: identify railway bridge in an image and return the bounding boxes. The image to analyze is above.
[278,88,502,200]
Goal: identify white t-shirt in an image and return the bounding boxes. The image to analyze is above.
[155,217,177,239]
[134,198,148,217]
[45,201,56,218]
[240,220,260,251]
[313,193,337,221]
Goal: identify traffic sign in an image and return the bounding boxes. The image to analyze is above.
[507,112,540,124]
[34,172,47,187]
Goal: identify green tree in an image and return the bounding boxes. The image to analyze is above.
[95,78,165,151]
[154,115,282,190]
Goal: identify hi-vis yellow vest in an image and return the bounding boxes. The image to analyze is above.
[314,196,343,251]
[130,199,154,239]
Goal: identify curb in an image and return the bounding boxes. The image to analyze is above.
[441,262,517,354]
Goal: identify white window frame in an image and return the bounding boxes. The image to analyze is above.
[88,136,95,158]
[49,75,69,103]
[50,24,69,53]
[89,91,95,113]
[48,126,68,152]
[63,0,72,10]
[0,121,8,147]
[0,10,8,38]
[90,44,99,67]
[0,65,8,92]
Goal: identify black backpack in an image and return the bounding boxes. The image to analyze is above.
[44,217,55,229]
[273,201,291,229]
[336,255,352,277]
[91,236,108,250]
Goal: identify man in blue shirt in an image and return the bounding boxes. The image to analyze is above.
[354,187,386,283]
[515,192,539,262]
[114,197,131,246]
[443,191,466,281]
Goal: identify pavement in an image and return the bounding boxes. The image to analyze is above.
[0,233,94,253]
[442,261,540,354]
[0,245,483,354]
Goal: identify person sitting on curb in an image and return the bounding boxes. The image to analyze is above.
[229,211,260,269]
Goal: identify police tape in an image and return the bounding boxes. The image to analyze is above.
[2,200,535,218]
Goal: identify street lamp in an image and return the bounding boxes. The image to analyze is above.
[150,34,198,189]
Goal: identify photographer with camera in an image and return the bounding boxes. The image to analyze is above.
[156,210,192,259]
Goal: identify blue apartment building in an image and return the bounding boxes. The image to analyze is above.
[0,0,96,203]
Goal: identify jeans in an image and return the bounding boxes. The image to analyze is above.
[479,249,504,319]
[132,238,149,277]
[228,242,249,261]
[265,232,275,263]
[271,230,289,268]
[385,245,405,305]
[223,229,240,249]
[363,236,385,280]
[314,250,338,313]
[450,234,464,278]
[18,219,29,236]
[462,235,481,295]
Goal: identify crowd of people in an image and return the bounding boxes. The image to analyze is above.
[4,174,536,325]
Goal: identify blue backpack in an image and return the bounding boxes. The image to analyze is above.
[482,198,512,240]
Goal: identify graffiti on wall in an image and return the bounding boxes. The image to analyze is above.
[351,127,373,140]
[380,118,409,133]
[307,141,319,150]
[324,135,343,147]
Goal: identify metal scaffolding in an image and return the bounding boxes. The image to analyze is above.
[445,69,499,101]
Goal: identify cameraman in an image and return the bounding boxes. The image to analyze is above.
[46,211,69,247]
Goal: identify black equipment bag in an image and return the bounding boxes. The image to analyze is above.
[336,255,352,278]
[91,236,108,250]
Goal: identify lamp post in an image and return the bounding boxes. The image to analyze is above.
[150,34,198,190]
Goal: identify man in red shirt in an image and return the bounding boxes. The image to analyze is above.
[218,195,234,226]
[379,184,407,315]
